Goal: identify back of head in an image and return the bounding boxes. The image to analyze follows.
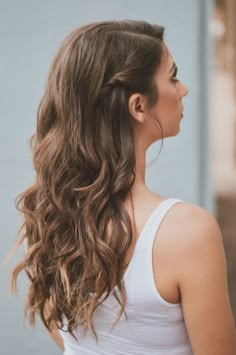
[12,20,165,339]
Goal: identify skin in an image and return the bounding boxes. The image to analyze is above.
[126,47,236,354]
[48,46,236,353]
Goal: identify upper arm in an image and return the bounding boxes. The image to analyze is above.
[175,205,236,355]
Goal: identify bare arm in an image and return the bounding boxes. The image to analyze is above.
[175,205,236,354]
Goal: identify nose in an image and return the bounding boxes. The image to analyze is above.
[179,81,189,97]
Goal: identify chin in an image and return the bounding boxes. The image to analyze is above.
[174,126,181,136]
[166,128,181,139]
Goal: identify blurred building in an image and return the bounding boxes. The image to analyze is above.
[211,0,236,319]
[212,0,236,194]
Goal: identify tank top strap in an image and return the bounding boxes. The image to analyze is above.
[137,198,184,250]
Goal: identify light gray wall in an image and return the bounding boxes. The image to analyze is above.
[0,1,212,354]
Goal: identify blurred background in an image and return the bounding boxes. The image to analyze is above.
[211,0,236,331]
[0,0,235,354]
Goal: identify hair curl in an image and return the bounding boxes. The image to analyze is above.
[11,20,165,339]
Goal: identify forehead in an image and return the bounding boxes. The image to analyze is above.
[161,46,174,69]
[155,48,175,78]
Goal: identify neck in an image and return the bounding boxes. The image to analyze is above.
[126,141,148,206]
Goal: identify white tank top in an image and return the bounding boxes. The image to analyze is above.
[59,198,193,354]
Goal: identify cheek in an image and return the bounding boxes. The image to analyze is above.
[162,84,179,102]
[153,86,181,134]
[156,86,179,116]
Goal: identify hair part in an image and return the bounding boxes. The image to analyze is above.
[11,20,165,340]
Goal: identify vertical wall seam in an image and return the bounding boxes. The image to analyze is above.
[199,0,214,213]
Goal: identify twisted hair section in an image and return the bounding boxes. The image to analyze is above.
[11,20,165,339]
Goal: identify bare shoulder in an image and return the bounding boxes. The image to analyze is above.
[163,201,236,354]
[155,201,224,293]
[169,200,219,229]
[162,201,222,251]
[161,201,225,280]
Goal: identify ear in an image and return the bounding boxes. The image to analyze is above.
[128,93,147,124]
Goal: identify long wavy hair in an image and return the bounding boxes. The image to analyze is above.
[11,20,165,339]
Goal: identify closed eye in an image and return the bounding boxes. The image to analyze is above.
[172,67,179,81]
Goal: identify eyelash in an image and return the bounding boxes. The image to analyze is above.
[172,68,179,82]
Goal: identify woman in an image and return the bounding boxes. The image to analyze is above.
[11,20,236,354]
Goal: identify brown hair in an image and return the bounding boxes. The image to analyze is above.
[11,20,165,339]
